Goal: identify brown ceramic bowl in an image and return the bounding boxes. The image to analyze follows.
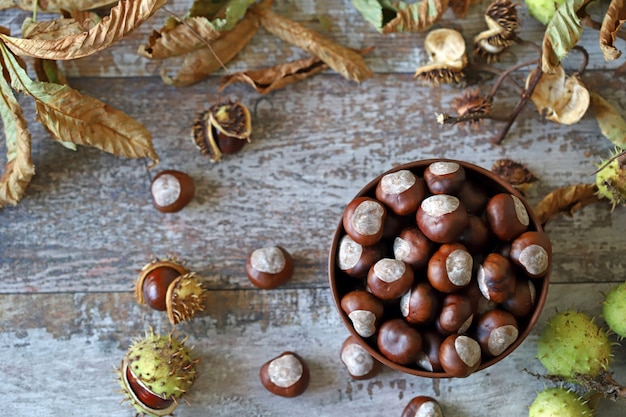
[328,159,550,378]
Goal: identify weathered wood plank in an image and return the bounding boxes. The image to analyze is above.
[0,283,624,416]
[1,71,625,292]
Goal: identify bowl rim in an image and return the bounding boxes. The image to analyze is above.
[328,158,550,378]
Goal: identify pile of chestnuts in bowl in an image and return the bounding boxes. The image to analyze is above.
[328,159,551,378]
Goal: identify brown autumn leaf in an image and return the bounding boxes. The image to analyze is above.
[21,18,88,40]
[599,0,626,61]
[0,0,118,12]
[0,0,166,60]
[534,183,601,226]
[381,0,450,33]
[253,6,374,83]
[219,47,375,94]
[1,41,159,167]
[0,57,35,207]
[33,59,69,85]
[160,2,265,86]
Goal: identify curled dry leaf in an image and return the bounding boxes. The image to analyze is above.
[0,41,159,167]
[534,183,601,226]
[0,0,166,60]
[492,159,537,194]
[219,47,375,94]
[590,92,626,149]
[0,58,34,207]
[160,1,266,86]
[541,0,586,74]
[599,0,626,61]
[527,65,590,125]
[351,0,449,33]
[253,7,374,83]
[138,0,256,59]
[0,0,118,12]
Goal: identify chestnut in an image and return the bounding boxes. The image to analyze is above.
[260,351,309,397]
[416,329,444,372]
[400,281,440,325]
[458,215,490,255]
[401,396,444,417]
[375,169,426,215]
[416,194,469,243]
[137,260,189,311]
[477,253,516,303]
[336,235,383,279]
[367,258,414,300]
[246,246,294,289]
[150,170,195,213]
[474,309,519,357]
[509,231,552,278]
[424,161,466,195]
[393,226,435,270]
[462,279,497,316]
[485,193,530,241]
[457,179,489,214]
[436,293,474,335]
[342,197,387,246]
[340,335,381,380]
[427,243,473,293]
[377,318,423,366]
[501,278,536,319]
[340,290,384,338]
[439,334,481,377]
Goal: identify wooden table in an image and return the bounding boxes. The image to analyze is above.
[1,1,625,416]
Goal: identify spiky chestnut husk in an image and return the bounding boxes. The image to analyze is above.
[523,0,566,25]
[596,156,626,209]
[118,331,198,417]
[603,281,626,338]
[537,310,611,379]
[166,272,206,325]
[528,387,594,417]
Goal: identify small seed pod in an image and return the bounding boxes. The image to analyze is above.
[340,335,381,380]
[260,352,310,397]
[401,396,444,417]
[246,246,294,289]
[150,170,195,213]
[452,88,494,129]
[415,28,467,84]
[596,153,626,208]
[135,258,206,325]
[473,0,519,62]
[192,99,252,162]
[118,330,198,417]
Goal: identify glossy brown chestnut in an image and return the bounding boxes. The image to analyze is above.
[485,193,530,241]
[342,197,387,246]
[458,215,490,255]
[427,243,473,293]
[124,360,176,414]
[462,279,497,316]
[367,258,414,300]
[260,351,309,398]
[477,253,516,303]
[475,309,519,357]
[377,318,423,366]
[135,259,189,311]
[375,169,426,215]
[501,278,536,319]
[439,334,481,377]
[437,293,474,335]
[417,330,445,372]
[509,231,552,278]
[150,170,195,213]
[393,226,434,270]
[457,179,489,214]
[400,281,441,325]
[416,194,469,243]
[340,335,381,380]
[340,290,384,338]
[246,246,294,289]
[424,161,466,195]
[336,235,383,279]
[401,396,444,417]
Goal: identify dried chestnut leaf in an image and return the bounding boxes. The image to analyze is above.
[599,0,625,61]
[1,0,118,12]
[351,0,449,33]
[590,92,626,149]
[0,60,34,207]
[219,47,374,94]
[1,0,166,60]
[541,0,587,73]
[534,184,601,226]
[254,7,374,83]
[492,159,537,193]
[449,0,481,18]
[33,59,69,85]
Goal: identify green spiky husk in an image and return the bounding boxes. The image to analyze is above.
[596,156,626,208]
[537,310,611,379]
[166,272,206,325]
[528,387,594,417]
[603,282,626,338]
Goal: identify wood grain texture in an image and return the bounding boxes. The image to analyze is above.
[0,284,624,416]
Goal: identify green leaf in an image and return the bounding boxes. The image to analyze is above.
[351,0,447,33]
[351,0,397,31]
[591,92,626,149]
[541,0,585,73]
